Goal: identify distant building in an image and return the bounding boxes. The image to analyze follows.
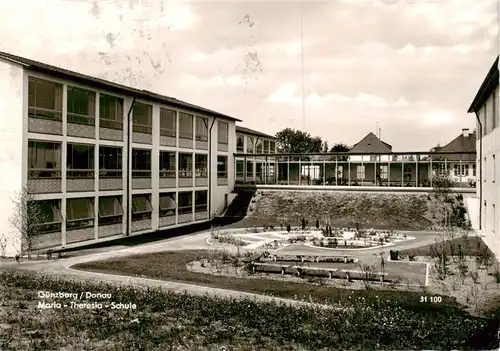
[348,132,392,162]
[467,56,499,261]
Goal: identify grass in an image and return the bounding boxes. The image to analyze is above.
[399,235,494,257]
[1,268,498,350]
[74,250,458,311]
[242,192,442,230]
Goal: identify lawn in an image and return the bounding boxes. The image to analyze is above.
[74,250,461,311]
[399,235,495,257]
[239,191,447,230]
[1,269,499,350]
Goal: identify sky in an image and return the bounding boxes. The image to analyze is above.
[0,0,498,151]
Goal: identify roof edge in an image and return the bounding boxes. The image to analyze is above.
[467,56,499,113]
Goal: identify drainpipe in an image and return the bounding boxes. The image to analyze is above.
[474,112,483,230]
[126,97,137,236]
[208,117,217,220]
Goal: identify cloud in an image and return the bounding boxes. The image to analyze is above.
[0,0,495,152]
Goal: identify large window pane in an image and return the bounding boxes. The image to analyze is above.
[269,141,275,154]
[132,149,151,177]
[218,121,228,144]
[195,190,208,212]
[179,113,193,139]
[99,146,122,178]
[132,194,152,221]
[247,136,254,153]
[99,94,124,129]
[28,77,63,120]
[132,102,152,133]
[196,117,208,141]
[36,200,62,234]
[195,154,208,177]
[28,140,61,179]
[255,139,263,153]
[67,86,95,125]
[179,153,193,177]
[159,193,176,217]
[66,198,94,229]
[236,134,244,152]
[98,196,123,225]
[217,156,228,178]
[160,151,176,177]
[67,144,94,178]
[160,108,176,137]
[178,191,192,214]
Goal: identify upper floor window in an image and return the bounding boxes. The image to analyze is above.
[236,134,244,152]
[28,77,63,120]
[28,140,61,179]
[269,141,275,154]
[263,140,269,154]
[247,136,254,153]
[179,112,193,139]
[160,151,176,178]
[99,94,123,130]
[255,138,263,153]
[67,144,94,178]
[196,117,208,141]
[99,146,122,178]
[217,156,228,178]
[218,121,228,144]
[132,102,152,134]
[160,108,176,137]
[179,153,193,177]
[132,149,151,178]
[195,154,208,177]
[67,86,95,125]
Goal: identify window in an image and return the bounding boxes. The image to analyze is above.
[35,200,62,234]
[195,154,208,177]
[247,136,254,153]
[493,204,496,233]
[28,77,62,120]
[356,165,365,180]
[98,196,123,226]
[493,90,497,129]
[246,161,253,178]
[196,117,208,141]
[218,121,228,144]
[453,164,469,177]
[178,191,193,215]
[132,102,152,134]
[132,149,151,178]
[67,86,95,125]
[160,152,176,178]
[131,194,152,221]
[179,112,193,139]
[179,153,193,178]
[67,144,94,178]
[99,94,124,129]
[159,193,176,217]
[236,160,244,178]
[473,163,476,177]
[99,147,122,178]
[379,165,388,179]
[484,157,487,182]
[493,154,496,183]
[66,198,94,230]
[269,141,275,154]
[195,190,208,212]
[236,134,244,152]
[217,156,228,179]
[264,140,269,154]
[337,165,343,178]
[28,140,61,178]
[437,163,447,176]
[160,108,176,137]
[403,164,412,180]
[255,138,263,153]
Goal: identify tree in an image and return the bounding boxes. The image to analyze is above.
[275,128,324,154]
[9,187,47,259]
[321,141,329,153]
[330,143,350,161]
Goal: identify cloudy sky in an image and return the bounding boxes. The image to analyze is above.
[0,0,497,151]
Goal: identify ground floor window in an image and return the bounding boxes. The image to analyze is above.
[178,191,193,215]
[67,198,94,230]
[195,190,208,212]
[159,193,176,217]
[98,196,123,226]
[131,194,152,221]
[379,165,388,180]
[35,200,62,233]
[453,164,469,177]
[356,165,365,180]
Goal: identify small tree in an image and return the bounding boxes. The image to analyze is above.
[286,223,291,233]
[430,240,451,280]
[9,187,47,259]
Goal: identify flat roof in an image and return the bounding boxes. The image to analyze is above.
[236,125,276,139]
[467,56,499,113]
[0,51,242,122]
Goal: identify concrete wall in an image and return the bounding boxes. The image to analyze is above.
[0,58,26,257]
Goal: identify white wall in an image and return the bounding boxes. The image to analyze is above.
[349,155,391,162]
[0,59,26,257]
[210,118,236,216]
[477,87,500,260]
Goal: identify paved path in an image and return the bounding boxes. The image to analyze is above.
[0,228,442,306]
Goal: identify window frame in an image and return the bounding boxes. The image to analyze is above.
[218,121,229,144]
[66,198,95,230]
[67,143,95,179]
[177,191,193,215]
[67,85,96,126]
[195,116,209,141]
[195,154,208,178]
[28,140,62,179]
[160,151,176,178]
[194,190,208,213]
[28,77,63,121]
[159,193,176,217]
[132,102,152,134]
[132,148,152,178]
[217,155,228,179]
[160,108,177,137]
[98,196,123,226]
[179,112,194,140]
[99,93,124,130]
[131,194,153,221]
[99,146,122,178]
